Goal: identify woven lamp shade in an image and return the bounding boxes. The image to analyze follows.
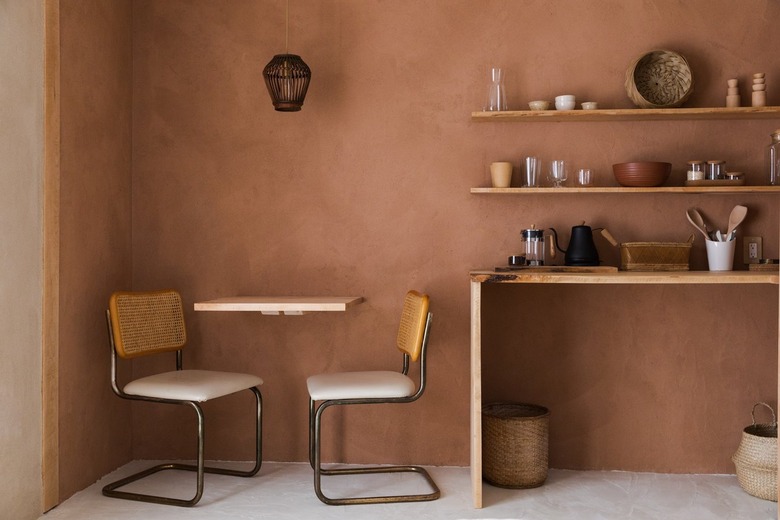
[263,53,311,112]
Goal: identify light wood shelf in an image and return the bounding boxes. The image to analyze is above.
[471,186,780,194]
[472,106,780,122]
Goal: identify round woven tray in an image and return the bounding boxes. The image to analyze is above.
[732,402,777,502]
[482,402,550,488]
[625,50,693,108]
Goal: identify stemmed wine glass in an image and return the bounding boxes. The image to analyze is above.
[549,160,567,187]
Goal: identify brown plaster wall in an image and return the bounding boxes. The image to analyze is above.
[58,0,133,501]
[128,0,779,473]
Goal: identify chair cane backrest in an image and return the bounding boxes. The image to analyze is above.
[396,290,430,362]
[108,290,187,359]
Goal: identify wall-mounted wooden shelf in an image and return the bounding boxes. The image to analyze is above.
[471,106,780,122]
[471,186,780,194]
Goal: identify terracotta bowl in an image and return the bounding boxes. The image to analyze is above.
[612,162,672,187]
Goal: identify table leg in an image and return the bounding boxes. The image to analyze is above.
[470,280,483,508]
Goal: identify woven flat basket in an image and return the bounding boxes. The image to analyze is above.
[732,402,777,502]
[620,236,693,271]
[482,403,549,488]
[625,50,694,108]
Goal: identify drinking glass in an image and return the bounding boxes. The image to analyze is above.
[523,156,540,187]
[576,168,593,187]
[549,160,567,187]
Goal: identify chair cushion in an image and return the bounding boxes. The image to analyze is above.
[307,371,415,401]
[123,369,263,402]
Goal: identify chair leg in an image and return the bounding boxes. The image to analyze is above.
[311,400,441,506]
[102,386,263,507]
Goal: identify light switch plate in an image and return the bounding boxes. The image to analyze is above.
[743,236,762,264]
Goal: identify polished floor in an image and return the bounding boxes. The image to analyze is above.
[40,461,776,520]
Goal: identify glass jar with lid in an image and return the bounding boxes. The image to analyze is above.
[768,129,780,185]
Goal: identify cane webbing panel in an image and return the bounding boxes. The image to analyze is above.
[109,290,187,359]
[396,290,429,362]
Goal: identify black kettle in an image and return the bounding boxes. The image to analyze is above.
[549,223,600,266]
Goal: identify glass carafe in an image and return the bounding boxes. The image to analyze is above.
[484,67,507,111]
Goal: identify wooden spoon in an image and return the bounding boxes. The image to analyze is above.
[725,205,748,240]
[686,208,710,241]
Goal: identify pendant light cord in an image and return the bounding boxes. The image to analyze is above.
[285,0,289,54]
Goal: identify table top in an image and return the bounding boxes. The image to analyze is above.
[194,296,363,315]
[470,269,779,285]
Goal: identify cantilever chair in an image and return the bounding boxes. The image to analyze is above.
[306,289,440,505]
[103,289,263,507]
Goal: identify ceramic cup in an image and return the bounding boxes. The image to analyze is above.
[555,95,576,110]
[705,239,736,271]
[490,162,513,188]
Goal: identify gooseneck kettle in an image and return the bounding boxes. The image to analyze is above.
[549,223,600,266]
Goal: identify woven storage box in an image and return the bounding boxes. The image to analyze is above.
[482,403,549,488]
[732,402,777,502]
[625,49,694,108]
[619,236,693,271]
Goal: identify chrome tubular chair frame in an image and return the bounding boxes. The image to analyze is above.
[102,309,263,507]
[308,311,440,505]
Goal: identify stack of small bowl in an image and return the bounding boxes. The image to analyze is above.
[612,162,671,187]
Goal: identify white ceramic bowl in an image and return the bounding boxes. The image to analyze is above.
[581,101,598,110]
[555,100,576,110]
[528,100,550,111]
[555,95,576,110]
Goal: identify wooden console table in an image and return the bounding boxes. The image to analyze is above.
[469,269,779,508]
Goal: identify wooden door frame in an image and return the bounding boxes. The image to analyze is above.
[43,0,60,511]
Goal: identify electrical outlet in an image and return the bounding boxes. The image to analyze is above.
[743,236,762,264]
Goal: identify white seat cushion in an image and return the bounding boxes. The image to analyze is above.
[307,370,415,401]
[123,369,263,402]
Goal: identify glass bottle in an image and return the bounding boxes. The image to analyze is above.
[768,129,780,186]
[484,67,507,111]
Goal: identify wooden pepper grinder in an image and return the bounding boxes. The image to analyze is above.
[726,78,740,107]
[752,73,766,107]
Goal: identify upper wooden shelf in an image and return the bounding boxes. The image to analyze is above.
[471,186,780,194]
[471,106,780,122]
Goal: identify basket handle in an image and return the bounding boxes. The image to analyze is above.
[751,402,777,427]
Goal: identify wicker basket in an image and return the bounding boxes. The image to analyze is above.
[619,235,694,271]
[625,50,694,108]
[732,402,777,502]
[482,402,549,488]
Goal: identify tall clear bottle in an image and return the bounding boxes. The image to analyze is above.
[484,67,507,111]
[769,129,780,185]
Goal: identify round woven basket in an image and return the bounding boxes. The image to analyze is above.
[625,50,694,108]
[482,402,549,488]
[732,402,777,502]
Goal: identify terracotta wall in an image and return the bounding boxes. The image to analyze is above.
[127,0,779,473]
[58,0,133,501]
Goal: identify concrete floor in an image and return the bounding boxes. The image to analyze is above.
[40,461,776,520]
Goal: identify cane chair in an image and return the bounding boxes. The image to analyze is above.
[103,289,263,507]
[306,290,440,505]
